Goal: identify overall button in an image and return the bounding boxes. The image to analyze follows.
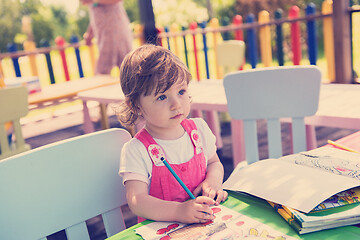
[181,166,186,172]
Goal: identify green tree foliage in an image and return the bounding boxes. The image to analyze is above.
[124,0,140,24]
[193,0,234,20]
[0,0,22,52]
[50,6,70,40]
[0,0,89,51]
[75,5,90,38]
[20,0,41,14]
[31,7,54,47]
[152,0,208,27]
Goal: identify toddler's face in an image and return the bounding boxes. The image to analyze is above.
[138,79,191,136]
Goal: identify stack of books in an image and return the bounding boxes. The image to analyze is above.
[268,187,360,234]
[223,147,360,234]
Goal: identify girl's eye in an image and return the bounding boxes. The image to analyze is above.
[179,89,186,95]
[157,95,167,101]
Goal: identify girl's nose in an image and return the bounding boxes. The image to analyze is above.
[170,96,181,110]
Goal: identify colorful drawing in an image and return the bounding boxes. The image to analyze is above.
[312,187,360,212]
[135,205,297,240]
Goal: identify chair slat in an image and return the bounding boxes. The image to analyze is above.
[0,125,10,154]
[292,117,307,153]
[65,222,90,240]
[243,120,259,164]
[267,118,282,159]
[102,207,126,237]
[12,121,26,147]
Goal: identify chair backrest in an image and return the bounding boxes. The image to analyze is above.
[223,66,321,164]
[0,86,30,160]
[216,40,245,74]
[0,128,132,240]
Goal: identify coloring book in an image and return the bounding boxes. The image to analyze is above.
[311,187,360,212]
[223,147,360,213]
[135,205,297,240]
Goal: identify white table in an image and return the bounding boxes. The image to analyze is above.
[78,80,360,165]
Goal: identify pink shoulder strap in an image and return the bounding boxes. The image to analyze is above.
[135,129,165,165]
[181,119,203,152]
[135,119,203,165]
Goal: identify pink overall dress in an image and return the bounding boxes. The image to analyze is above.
[135,119,207,222]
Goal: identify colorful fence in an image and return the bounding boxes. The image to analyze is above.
[0,2,358,87]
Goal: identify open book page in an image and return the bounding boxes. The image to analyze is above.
[281,147,360,180]
[135,205,297,240]
[223,153,360,213]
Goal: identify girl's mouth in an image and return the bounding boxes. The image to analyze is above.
[171,113,182,119]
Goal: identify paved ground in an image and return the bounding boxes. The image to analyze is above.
[23,110,358,239]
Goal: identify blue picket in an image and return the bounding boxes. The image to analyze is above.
[7,43,21,77]
[164,26,171,50]
[275,9,284,66]
[200,21,210,79]
[70,35,84,78]
[306,3,318,65]
[40,39,55,84]
[246,14,258,69]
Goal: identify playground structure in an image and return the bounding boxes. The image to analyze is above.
[0,1,358,89]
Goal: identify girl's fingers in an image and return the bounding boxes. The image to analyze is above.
[207,188,217,200]
[223,190,228,201]
[214,190,228,205]
[195,209,215,222]
[195,196,215,205]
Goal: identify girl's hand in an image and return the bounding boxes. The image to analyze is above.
[193,181,228,205]
[176,196,215,223]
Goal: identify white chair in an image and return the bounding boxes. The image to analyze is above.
[0,128,132,240]
[0,86,30,160]
[223,66,321,165]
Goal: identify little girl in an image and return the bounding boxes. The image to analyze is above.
[118,44,228,224]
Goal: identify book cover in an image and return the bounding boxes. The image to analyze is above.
[268,201,360,234]
[311,187,360,212]
[284,202,360,228]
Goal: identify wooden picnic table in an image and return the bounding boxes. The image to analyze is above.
[28,75,119,109]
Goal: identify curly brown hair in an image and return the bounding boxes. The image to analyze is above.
[116,44,192,126]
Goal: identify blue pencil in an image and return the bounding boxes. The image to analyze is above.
[161,157,196,199]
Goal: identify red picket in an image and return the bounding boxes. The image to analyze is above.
[232,15,245,70]
[289,6,301,65]
[233,15,244,41]
[55,36,70,81]
[189,22,200,81]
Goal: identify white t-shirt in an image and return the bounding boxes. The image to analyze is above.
[119,118,217,185]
